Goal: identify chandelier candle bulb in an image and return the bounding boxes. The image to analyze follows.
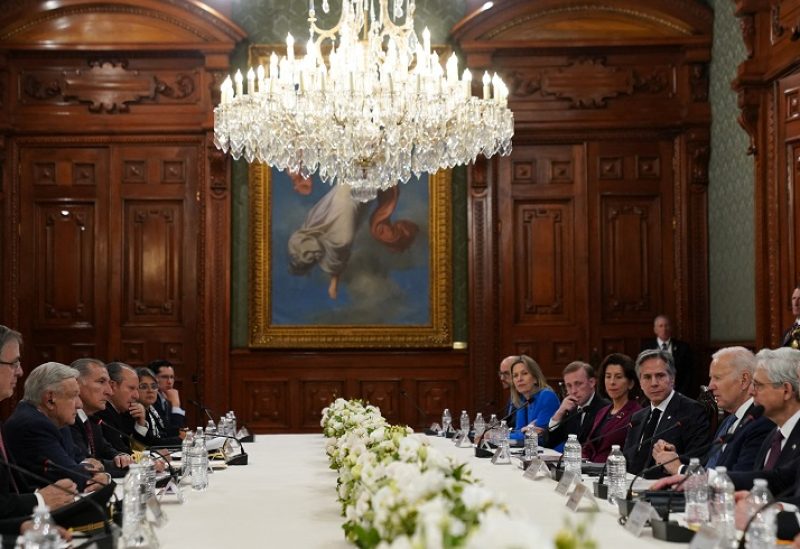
[213,0,513,201]
[234,70,243,97]
[482,71,490,100]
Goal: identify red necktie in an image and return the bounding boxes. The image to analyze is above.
[764,430,784,470]
[84,420,96,456]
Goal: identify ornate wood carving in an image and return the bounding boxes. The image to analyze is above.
[303,381,345,428]
[740,14,755,59]
[519,204,570,317]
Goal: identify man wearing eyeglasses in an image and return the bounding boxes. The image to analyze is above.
[497,356,516,423]
[149,359,185,437]
[0,326,77,535]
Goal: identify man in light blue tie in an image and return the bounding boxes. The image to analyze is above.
[652,347,773,475]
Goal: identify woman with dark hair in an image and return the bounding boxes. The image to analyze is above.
[582,353,642,462]
[135,368,182,448]
[508,355,560,441]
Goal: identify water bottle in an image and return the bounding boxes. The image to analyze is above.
[440,408,452,436]
[524,428,539,460]
[563,433,582,480]
[139,454,156,500]
[188,439,208,491]
[122,463,157,548]
[684,457,710,529]
[21,505,60,549]
[473,413,486,439]
[745,478,776,549]
[181,430,194,476]
[709,466,736,545]
[459,410,470,436]
[606,444,627,504]
[206,418,217,435]
[227,411,238,435]
[488,413,498,444]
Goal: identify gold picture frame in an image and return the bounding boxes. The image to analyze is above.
[248,164,453,348]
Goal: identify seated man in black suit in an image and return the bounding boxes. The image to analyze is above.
[641,314,695,396]
[96,362,149,454]
[150,359,186,438]
[69,358,133,477]
[543,361,609,452]
[623,349,710,478]
[781,285,800,348]
[0,326,75,536]
[652,346,772,473]
[3,362,108,492]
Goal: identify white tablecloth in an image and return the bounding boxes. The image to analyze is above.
[156,434,677,548]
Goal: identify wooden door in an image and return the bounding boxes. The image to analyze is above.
[16,139,199,381]
[498,144,588,381]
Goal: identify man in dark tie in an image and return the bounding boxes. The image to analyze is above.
[95,362,149,454]
[652,346,772,474]
[69,358,132,476]
[748,348,800,472]
[544,361,609,451]
[150,359,186,437]
[0,326,75,535]
[781,285,800,348]
[623,349,710,478]
[641,314,695,396]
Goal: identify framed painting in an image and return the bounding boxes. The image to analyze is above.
[248,165,453,349]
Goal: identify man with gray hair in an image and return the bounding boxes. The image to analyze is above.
[0,326,76,535]
[653,346,773,475]
[96,362,149,454]
[69,358,132,475]
[4,362,108,492]
[747,347,800,471]
[622,348,710,478]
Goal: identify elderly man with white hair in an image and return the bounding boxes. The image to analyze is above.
[652,346,773,474]
[4,362,108,492]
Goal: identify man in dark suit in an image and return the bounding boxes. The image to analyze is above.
[69,358,132,477]
[653,346,772,473]
[781,285,800,348]
[544,361,609,451]
[623,349,710,478]
[96,362,149,454]
[3,362,108,492]
[150,359,186,438]
[0,326,75,535]
[642,314,695,396]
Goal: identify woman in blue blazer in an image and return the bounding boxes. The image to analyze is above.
[508,355,560,441]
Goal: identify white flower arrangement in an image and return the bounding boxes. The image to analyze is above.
[321,399,559,549]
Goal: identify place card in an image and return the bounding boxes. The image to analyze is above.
[522,457,550,480]
[624,501,658,537]
[688,525,722,549]
[454,431,472,448]
[555,470,577,494]
[566,481,598,511]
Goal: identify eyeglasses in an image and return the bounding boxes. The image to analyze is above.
[138,383,158,391]
[498,371,511,378]
[0,359,21,370]
[751,379,783,392]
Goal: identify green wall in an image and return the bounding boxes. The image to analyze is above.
[707,0,755,341]
[227,0,756,346]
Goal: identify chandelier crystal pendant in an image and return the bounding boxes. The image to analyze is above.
[213,0,514,202]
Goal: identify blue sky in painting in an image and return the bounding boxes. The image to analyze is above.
[270,171,431,326]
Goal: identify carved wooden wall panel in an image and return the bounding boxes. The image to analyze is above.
[360,380,400,425]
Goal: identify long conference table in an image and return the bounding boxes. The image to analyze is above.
[157,434,678,548]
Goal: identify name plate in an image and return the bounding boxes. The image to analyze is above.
[688,525,722,549]
[624,501,657,537]
[555,470,577,495]
[566,481,598,511]
[522,457,550,480]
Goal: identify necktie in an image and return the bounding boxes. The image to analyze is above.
[706,413,737,469]
[632,408,662,474]
[84,419,96,456]
[661,342,668,351]
[764,429,784,470]
[0,429,19,494]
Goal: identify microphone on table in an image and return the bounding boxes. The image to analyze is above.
[189,399,215,423]
[570,418,639,498]
[473,398,537,457]
[624,420,685,500]
[201,433,248,466]
[0,455,115,545]
[94,419,180,477]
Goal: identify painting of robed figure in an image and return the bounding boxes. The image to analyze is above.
[249,165,453,348]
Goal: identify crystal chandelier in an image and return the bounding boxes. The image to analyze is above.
[213,0,514,202]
